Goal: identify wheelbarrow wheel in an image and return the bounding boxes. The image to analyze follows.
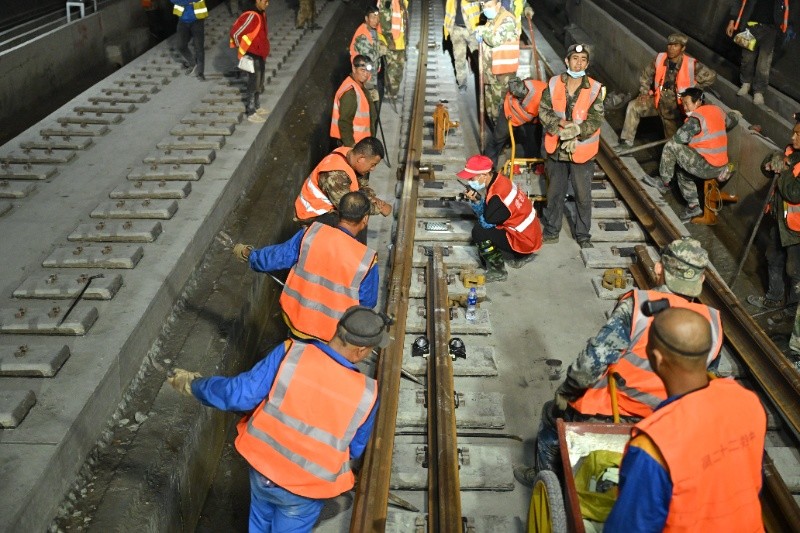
[527,470,567,533]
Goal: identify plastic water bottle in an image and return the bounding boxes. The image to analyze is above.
[465,288,478,323]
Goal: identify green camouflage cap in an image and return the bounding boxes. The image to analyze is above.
[667,33,688,46]
[661,237,708,297]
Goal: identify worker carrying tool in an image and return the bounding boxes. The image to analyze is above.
[168,306,389,532]
[456,154,542,282]
[514,237,723,482]
[235,191,380,342]
[485,76,547,167]
[605,308,765,532]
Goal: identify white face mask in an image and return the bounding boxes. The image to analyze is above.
[468,179,485,190]
[482,7,497,19]
[566,69,586,78]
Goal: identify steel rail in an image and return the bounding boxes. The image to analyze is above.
[349,0,430,529]
[597,138,800,529]
[426,247,462,531]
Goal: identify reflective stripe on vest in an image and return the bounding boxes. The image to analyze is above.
[570,289,723,418]
[632,379,765,531]
[443,0,482,38]
[294,148,358,220]
[503,79,545,126]
[688,105,729,167]
[653,53,696,108]
[280,223,377,341]
[235,341,378,498]
[782,145,800,231]
[230,11,262,59]
[733,0,789,33]
[330,77,372,143]
[543,75,602,163]
[173,4,184,15]
[193,0,208,18]
[486,175,541,254]
[489,12,520,75]
[389,0,405,49]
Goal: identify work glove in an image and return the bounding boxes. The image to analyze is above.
[764,151,788,174]
[474,31,483,44]
[168,368,202,397]
[369,88,380,103]
[523,5,534,18]
[379,199,393,216]
[558,122,581,140]
[554,390,569,412]
[562,138,578,154]
[233,243,253,263]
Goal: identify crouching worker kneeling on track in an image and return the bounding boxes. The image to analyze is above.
[605,308,765,532]
[168,306,389,532]
[456,154,542,282]
[514,237,722,483]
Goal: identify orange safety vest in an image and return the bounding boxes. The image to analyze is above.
[330,77,372,144]
[503,79,547,126]
[230,11,263,59]
[349,23,383,63]
[631,379,765,532]
[280,223,377,341]
[489,10,520,75]
[388,0,404,48]
[235,340,378,499]
[571,289,723,418]
[294,148,358,220]
[733,0,790,33]
[687,105,729,167]
[543,75,602,163]
[653,53,696,108]
[782,145,800,231]
[486,175,542,254]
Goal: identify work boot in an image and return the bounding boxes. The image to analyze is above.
[507,253,536,269]
[746,294,782,309]
[614,140,633,152]
[753,92,765,105]
[477,240,508,282]
[737,82,751,96]
[578,240,594,249]
[542,233,559,244]
[642,174,669,194]
[513,465,537,488]
[247,113,266,124]
[679,204,703,222]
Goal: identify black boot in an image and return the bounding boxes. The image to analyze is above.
[477,240,508,282]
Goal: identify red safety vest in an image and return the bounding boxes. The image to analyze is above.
[503,79,547,126]
[294,148,358,220]
[571,289,723,418]
[653,53,696,108]
[230,10,270,59]
[488,10,520,75]
[280,223,377,341]
[543,75,602,163]
[782,145,800,231]
[631,379,765,532]
[235,340,378,499]
[733,0,790,33]
[687,105,729,167]
[330,77,372,144]
[486,175,542,254]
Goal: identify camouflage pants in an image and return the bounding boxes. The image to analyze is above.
[479,46,510,123]
[620,94,681,144]
[449,25,475,87]
[791,304,800,355]
[296,0,315,28]
[659,140,724,206]
[383,48,405,98]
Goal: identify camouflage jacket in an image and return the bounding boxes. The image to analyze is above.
[763,147,800,247]
[474,7,517,47]
[378,0,407,50]
[539,74,605,162]
[639,54,717,109]
[318,170,383,216]
[354,26,384,67]
[672,109,739,145]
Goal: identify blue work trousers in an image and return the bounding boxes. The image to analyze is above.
[248,468,325,532]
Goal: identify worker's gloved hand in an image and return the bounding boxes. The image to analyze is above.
[474,31,483,44]
[369,88,380,103]
[559,122,581,140]
[523,5,534,18]
[168,368,202,397]
[554,390,569,412]
[379,200,393,217]
[562,138,578,154]
[233,243,253,263]
[764,151,788,173]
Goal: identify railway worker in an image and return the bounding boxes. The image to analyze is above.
[350,5,385,103]
[605,307,766,532]
[230,0,270,124]
[294,137,392,231]
[331,56,378,149]
[378,0,408,101]
[295,0,319,30]
[726,0,792,106]
[485,76,548,167]
[167,306,386,532]
[538,43,605,249]
[644,88,740,222]
[474,0,520,125]
[747,119,800,311]
[615,33,717,151]
[456,155,543,282]
[443,0,482,93]
[234,192,380,342]
[172,0,208,81]
[514,237,723,480]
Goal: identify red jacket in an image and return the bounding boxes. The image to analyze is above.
[230,10,270,59]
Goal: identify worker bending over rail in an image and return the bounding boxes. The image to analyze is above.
[605,308,765,532]
[168,306,389,532]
